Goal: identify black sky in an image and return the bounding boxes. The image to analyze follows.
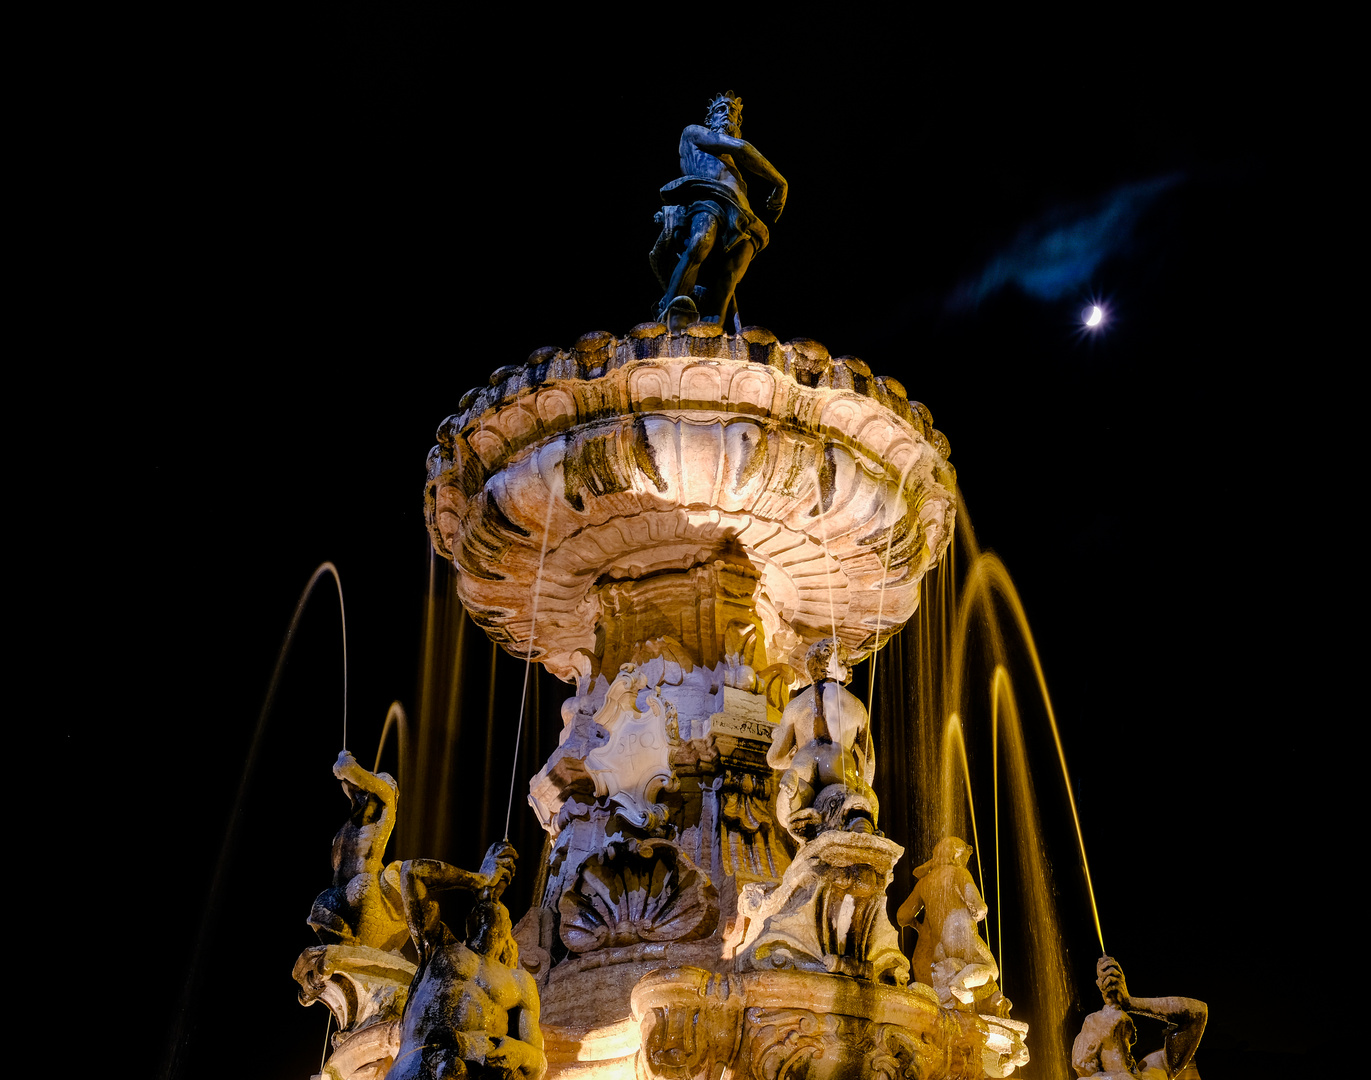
[58,14,1311,1080]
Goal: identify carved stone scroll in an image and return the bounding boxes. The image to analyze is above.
[632,968,745,1080]
[293,944,416,1080]
[632,967,1008,1080]
[583,665,679,828]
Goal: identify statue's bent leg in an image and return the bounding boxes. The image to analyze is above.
[777,751,822,840]
[660,213,718,315]
[706,240,755,322]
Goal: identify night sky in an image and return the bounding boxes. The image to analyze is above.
[68,15,1308,1080]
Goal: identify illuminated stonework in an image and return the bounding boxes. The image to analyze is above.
[409,324,1029,1079]
[424,326,956,681]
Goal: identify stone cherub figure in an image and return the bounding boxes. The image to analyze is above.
[1072,956,1207,1079]
[649,90,788,330]
[896,837,1009,1015]
[766,637,878,841]
[391,841,546,1080]
[307,749,410,953]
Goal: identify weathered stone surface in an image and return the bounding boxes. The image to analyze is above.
[294,944,415,1034]
[391,843,547,1080]
[898,838,1009,1016]
[631,967,1015,1080]
[558,838,718,953]
[307,751,409,954]
[423,323,998,1077]
[1071,957,1206,1080]
[767,638,878,843]
[729,830,909,986]
[426,343,955,683]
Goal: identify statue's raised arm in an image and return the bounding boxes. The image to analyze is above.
[306,750,408,952]
[392,841,546,1080]
[1072,956,1207,1079]
[650,91,788,330]
[400,840,517,958]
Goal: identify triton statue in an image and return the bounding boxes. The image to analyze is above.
[649,91,788,329]
[392,841,546,1080]
[765,637,878,841]
[1072,956,1206,1079]
[897,837,1009,1015]
[307,750,409,953]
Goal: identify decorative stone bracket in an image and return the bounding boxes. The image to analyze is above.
[729,831,910,986]
[292,944,416,1080]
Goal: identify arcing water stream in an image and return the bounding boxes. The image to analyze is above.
[396,466,1107,1079]
[868,492,1104,1079]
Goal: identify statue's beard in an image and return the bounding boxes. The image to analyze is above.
[711,118,740,137]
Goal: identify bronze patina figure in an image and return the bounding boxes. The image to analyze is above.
[307,750,409,953]
[1072,956,1206,1079]
[650,91,787,329]
[391,841,546,1080]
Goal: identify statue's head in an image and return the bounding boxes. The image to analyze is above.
[804,637,849,685]
[468,899,517,967]
[706,92,743,137]
[914,836,972,877]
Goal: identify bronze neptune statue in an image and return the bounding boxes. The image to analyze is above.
[649,91,788,330]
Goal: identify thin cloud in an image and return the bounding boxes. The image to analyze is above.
[947,173,1184,311]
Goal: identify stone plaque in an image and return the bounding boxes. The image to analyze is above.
[708,686,774,744]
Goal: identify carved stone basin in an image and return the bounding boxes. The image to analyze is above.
[632,966,1027,1080]
[425,328,956,680]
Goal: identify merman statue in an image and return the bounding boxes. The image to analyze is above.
[1072,956,1206,1079]
[765,637,878,841]
[896,837,1009,1015]
[307,749,409,953]
[391,841,546,1080]
[649,90,788,330]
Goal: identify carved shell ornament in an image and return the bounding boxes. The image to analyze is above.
[558,838,719,953]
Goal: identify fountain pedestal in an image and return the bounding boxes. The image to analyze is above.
[428,326,1025,1077]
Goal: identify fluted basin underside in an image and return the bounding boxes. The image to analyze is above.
[425,329,956,680]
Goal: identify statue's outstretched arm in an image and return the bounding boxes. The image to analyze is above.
[688,126,787,215]
[1124,995,1207,1077]
[404,858,491,897]
[695,130,785,187]
[400,857,492,952]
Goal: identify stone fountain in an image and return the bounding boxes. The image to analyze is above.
[288,91,1228,1080]
[411,317,1031,1079]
